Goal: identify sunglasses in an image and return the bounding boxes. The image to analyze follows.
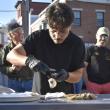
[100,34,109,39]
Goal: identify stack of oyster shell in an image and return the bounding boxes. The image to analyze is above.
[64,93,96,100]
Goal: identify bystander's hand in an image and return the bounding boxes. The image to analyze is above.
[9,65,22,73]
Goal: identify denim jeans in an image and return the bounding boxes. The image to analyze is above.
[73,78,83,94]
[8,79,33,92]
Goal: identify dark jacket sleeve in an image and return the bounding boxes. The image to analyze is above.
[0,44,15,75]
[0,43,33,79]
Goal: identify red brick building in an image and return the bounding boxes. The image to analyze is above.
[15,0,49,24]
[15,0,50,36]
[68,1,110,44]
[15,0,110,45]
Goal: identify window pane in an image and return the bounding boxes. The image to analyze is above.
[43,22,47,30]
[74,18,80,26]
[97,13,103,19]
[96,12,104,27]
[73,11,81,26]
[74,12,80,18]
[97,19,104,27]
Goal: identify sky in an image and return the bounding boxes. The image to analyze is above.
[0,0,51,26]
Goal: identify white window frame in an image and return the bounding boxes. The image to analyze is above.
[96,10,105,27]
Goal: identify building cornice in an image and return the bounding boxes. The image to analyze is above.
[76,0,110,4]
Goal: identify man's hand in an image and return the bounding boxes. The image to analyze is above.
[25,56,69,81]
[25,55,50,75]
[9,65,22,72]
[49,69,69,82]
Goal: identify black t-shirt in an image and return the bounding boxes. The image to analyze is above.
[86,46,110,84]
[22,29,85,94]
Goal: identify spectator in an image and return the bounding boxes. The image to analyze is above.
[85,27,110,94]
[1,20,33,92]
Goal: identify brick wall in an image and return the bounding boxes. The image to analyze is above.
[67,1,110,45]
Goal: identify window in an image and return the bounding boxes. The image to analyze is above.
[73,11,81,26]
[39,22,47,30]
[31,15,38,24]
[42,22,47,30]
[96,12,104,27]
[39,25,42,30]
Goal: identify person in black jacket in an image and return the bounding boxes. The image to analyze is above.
[6,3,85,94]
[1,20,33,92]
[85,27,110,94]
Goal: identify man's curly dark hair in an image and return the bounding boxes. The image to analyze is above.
[46,3,74,28]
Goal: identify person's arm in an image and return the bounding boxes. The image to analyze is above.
[49,39,85,83]
[6,43,28,66]
[7,43,84,83]
[7,44,84,83]
[65,38,85,83]
[66,67,84,83]
[6,43,50,75]
[83,62,89,83]
[65,40,85,83]
[48,67,84,83]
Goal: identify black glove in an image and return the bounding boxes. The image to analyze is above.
[25,55,50,75]
[50,69,69,82]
